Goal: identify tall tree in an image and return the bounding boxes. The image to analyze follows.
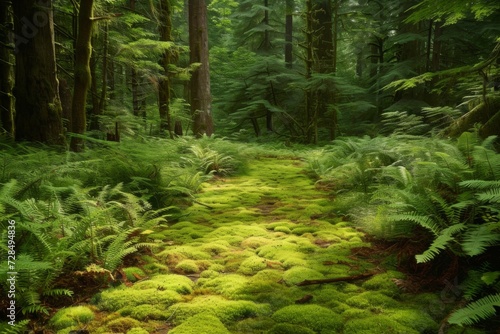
[188,0,213,137]
[284,0,294,69]
[158,0,174,137]
[12,0,63,144]
[70,0,94,151]
[0,0,14,137]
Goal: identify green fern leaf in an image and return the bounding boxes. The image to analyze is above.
[448,293,500,326]
[416,223,466,263]
[462,224,500,256]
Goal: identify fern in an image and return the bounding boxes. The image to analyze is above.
[448,293,500,326]
[415,223,466,263]
[461,224,500,256]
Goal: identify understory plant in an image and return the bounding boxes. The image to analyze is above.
[307,132,500,328]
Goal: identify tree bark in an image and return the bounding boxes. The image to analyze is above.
[189,0,214,137]
[285,0,293,69]
[158,0,174,138]
[12,0,64,144]
[70,0,94,151]
[0,0,14,137]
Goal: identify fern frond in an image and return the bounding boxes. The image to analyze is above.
[448,293,500,326]
[388,212,442,236]
[415,223,466,263]
[462,224,500,256]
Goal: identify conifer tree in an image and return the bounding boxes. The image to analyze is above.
[12,0,64,144]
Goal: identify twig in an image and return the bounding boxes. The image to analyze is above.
[296,272,375,286]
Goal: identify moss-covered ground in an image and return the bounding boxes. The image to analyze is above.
[53,156,457,333]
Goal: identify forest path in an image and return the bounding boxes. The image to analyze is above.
[91,157,440,334]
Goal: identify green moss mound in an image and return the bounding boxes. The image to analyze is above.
[238,255,267,275]
[267,323,316,334]
[343,315,420,334]
[133,274,194,294]
[50,306,95,330]
[105,317,141,332]
[271,304,343,333]
[169,313,231,334]
[98,286,181,311]
[127,328,150,334]
[122,267,146,282]
[282,266,324,285]
[169,295,270,324]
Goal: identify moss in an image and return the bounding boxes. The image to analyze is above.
[361,270,405,296]
[282,267,324,285]
[158,245,212,262]
[50,306,95,330]
[233,317,276,333]
[169,313,231,334]
[127,328,150,334]
[274,226,292,234]
[388,309,438,332]
[272,304,343,333]
[176,259,200,273]
[119,304,167,321]
[241,236,273,249]
[122,267,146,282]
[169,295,269,325]
[238,255,267,275]
[200,240,231,255]
[208,263,226,272]
[106,317,141,332]
[198,273,250,298]
[267,323,316,334]
[98,286,181,311]
[345,291,401,311]
[133,274,194,294]
[343,315,420,334]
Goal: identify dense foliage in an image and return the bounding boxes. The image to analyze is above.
[0,0,499,332]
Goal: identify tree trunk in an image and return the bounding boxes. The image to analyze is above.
[70,0,94,151]
[0,0,14,137]
[158,0,174,138]
[12,0,64,144]
[285,0,293,69]
[189,0,213,137]
[304,0,315,143]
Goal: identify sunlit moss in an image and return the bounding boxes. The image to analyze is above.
[271,304,343,332]
[345,291,400,309]
[200,240,231,255]
[232,317,276,333]
[198,273,251,298]
[169,313,231,334]
[118,304,167,321]
[98,286,181,311]
[176,259,200,273]
[133,274,194,294]
[158,245,212,264]
[50,306,95,330]
[241,236,273,249]
[238,255,267,275]
[282,266,324,285]
[274,226,292,234]
[127,328,150,334]
[168,295,270,324]
[122,267,146,282]
[105,317,141,332]
[268,323,316,334]
[343,314,420,334]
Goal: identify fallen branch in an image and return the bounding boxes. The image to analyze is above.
[296,272,375,286]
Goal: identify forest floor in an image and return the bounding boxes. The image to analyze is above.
[53,156,453,334]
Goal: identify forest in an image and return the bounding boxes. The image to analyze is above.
[1,0,500,333]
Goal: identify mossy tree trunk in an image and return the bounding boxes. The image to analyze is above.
[0,0,14,137]
[189,0,214,137]
[12,0,64,144]
[70,0,94,152]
